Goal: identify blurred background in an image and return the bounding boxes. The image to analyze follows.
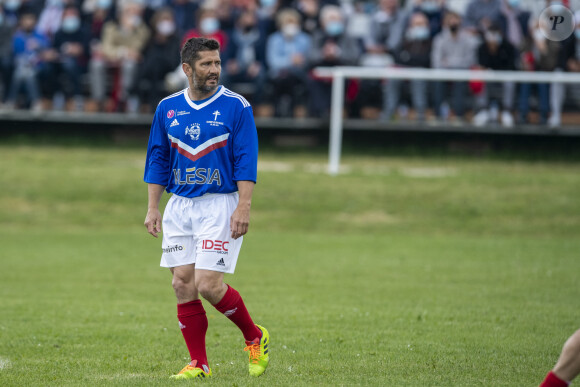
[1,0,580,130]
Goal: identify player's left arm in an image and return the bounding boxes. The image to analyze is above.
[230,104,258,240]
[230,180,254,240]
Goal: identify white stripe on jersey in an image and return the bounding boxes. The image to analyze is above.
[223,90,250,108]
[159,89,186,104]
[168,132,230,158]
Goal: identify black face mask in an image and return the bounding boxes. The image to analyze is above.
[243,24,255,33]
[449,24,459,33]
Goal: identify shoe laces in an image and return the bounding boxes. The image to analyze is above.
[179,361,198,374]
[244,342,261,364]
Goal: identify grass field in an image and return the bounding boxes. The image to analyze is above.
[0,143,579,386]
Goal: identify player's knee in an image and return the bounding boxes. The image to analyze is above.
[196,278,221,301]
[171,274,191,294]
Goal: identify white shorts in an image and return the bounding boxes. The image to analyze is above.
[160,192,242,273]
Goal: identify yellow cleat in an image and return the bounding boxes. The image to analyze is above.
[244,324,270,377]
[170,360,212,380]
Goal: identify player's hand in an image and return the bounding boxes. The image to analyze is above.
[230,206,250,240]
[144,208,162,238]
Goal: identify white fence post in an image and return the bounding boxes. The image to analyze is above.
[328,70,345,176]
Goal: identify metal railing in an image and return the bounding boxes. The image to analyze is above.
[313,66,580,175]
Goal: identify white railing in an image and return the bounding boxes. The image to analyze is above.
[313,66,580,175]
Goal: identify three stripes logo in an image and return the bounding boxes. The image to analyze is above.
[216,258,225,267]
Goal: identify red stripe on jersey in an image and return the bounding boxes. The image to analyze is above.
[171,139,228,162]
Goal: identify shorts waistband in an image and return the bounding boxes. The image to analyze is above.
[172,192,238,202]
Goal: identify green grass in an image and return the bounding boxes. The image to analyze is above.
[0,145,579,386]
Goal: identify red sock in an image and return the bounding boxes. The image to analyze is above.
[177,300,208,369]
[540,371,569,387]
[213,285,261,341]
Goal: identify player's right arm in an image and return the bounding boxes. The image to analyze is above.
[144,183,165,238]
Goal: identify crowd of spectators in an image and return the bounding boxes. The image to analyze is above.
[0,0,580,127]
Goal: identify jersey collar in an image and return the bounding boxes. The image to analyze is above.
[183,86,225,110]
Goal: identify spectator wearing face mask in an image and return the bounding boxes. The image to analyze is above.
[41,5,90,111]
[431,11,479,122]
[307,5,360,117]
[366,0,407,55]
[88,0,150,112]
[222,10,267,106]
[132,7,180,112]
[0,7,15,107]
[82,0,116,44]
[409,0,448,38]
[295,0,321,36]
[182,8,228,52]
[265,8,311,117]
[5,8,49,111]
[560,11,580,114]
[383,11,432,122]
[519,16,563,127]
[472,24,517,127]
[3,0,44,28]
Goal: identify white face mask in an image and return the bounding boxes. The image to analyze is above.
[200,17,219,35]
[282,23,299,38]
[157,20,175,36]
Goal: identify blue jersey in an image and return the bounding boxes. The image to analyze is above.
[144,86,258,198]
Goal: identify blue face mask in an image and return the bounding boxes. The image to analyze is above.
[325,21,344,37]
[4,0,21,11]
[575,29,580,39]
[507,0,520,7]
[551,0,563,6]
[97,0,112,9]
[200,17,219,35]
[421,1,440,13]
[407,26,430,41]
[62,16,80,33]
[260,0,276,7]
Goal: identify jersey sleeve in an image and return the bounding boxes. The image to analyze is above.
[144,106,171,186]
[231,106,258,183]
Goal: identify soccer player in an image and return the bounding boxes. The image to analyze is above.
[143,37,269,379]
[540,329,580,387]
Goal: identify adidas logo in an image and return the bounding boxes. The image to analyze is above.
[170,119,179,127]
[216,258,225,267]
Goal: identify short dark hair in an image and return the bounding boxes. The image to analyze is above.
[181,37,220,66]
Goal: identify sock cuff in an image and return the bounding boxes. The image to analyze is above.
[542,371,570,387]
[213,284,241,313]
[177,299,206,318]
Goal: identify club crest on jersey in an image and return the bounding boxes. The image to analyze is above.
[167,110,175,118]
[185,123,201,141]
[207,110,224,127]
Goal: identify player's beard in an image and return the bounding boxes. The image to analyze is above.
[193,72,219,94]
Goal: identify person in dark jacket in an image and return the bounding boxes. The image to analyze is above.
[307,4,360,117]
[472,24,517,127]
[0,7,15,105]
[132,7,180,112]
[222,10,267,105]
[383,11,432,122]
[42,6,90,111]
